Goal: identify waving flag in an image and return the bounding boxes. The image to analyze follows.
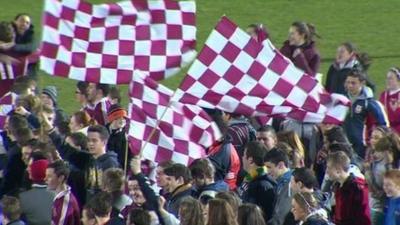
[40,0,196,84]
[172,17,350,124]
[127,71,221,165]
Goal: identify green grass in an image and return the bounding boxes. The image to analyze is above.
[2,0,400,114]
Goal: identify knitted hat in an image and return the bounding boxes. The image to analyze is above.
[29,159,49,183]
[42,86,58,105]
[107,104,127,122]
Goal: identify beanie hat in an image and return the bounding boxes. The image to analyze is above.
[29,159,49,183]
[42,86,58,105]
[107,104,127,122]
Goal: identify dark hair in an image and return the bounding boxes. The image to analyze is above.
[205,109,228,136]
[96,83,110,97]
[30,151,49,162]
[129,208,151,225]
[164,163,192,184]
[264,148,289,167]
[48,160,70,182]
[257,125,276,136]
[291,21,320,44]
[86,191,112,217]
[15,127,33,146]
[1,196,22,221]
[215,191,242,214]
[328,142,354,159]
[292,168,317,189]
[14,13,31,21]
[88,125,109,141]
[190,158,215,179]
[245,141,268,166]
[12,76,36,95]
[0,21,14,42]
[109,86,121,103]
[68,132,88,150]
[7,114,28,132]
[327,151,350,172]
[237,203,266,225]
[325,126,350,144]
[347,68,367,82]
[179,197,205,225]
[102,168,124,193]
[158,160,174,169]
[76,81,89,97]
[207,199,239,225]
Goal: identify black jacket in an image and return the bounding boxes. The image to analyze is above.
[241,174,277,222]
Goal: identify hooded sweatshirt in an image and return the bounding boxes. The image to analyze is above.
[344,87,387,158]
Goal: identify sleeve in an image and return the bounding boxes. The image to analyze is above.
[12,41,37,53]
[325,66,334,92]
[267,185,292,225]
[26,113,40,129]
[367,99,388,126]
[293,52,320,76]
[279,41,292,58]
[134,173,166,225]
[352,184,371,225]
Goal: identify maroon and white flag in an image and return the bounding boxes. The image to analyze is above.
[40,0,196,84]
[172,17,350,124]
[128,71,221,165]
[0,57,28,80]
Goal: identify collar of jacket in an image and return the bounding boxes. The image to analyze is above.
[171,183,192,198]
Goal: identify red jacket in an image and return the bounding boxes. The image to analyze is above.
[334,174,371,225]
[207,139,240,190]
[379,90,400,134]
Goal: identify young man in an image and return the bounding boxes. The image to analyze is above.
[84,83,111,125]
[343,70,387,158]
[106,104,131,168]
[1,196,25,225]
[86,125,120,194]
[264,148,292,225]
[86,191,124,225]
[101,168,132,220]
[163,163,193,217]
[19,158,55,225]
[46,160,81,225]
[40,86,68,129]
[326,151,371,225]
[256,125,278,151]
[382,170,400,225]
[239,141,276,222]
[189,158,229,200]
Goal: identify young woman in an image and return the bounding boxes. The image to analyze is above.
[207,199,238,225]
[379,67,400,134]
[237,203,266,225]
[291,192,330,225]
[280,21,320,77]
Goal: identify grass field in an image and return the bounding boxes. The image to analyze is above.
[2,0,400,114]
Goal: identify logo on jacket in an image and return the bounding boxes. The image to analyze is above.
[354,105,363,114]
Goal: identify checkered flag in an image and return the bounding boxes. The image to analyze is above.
[40,0,196,84]
[0,92,17,131]
[128,71,221,165]
[173,17,350,124]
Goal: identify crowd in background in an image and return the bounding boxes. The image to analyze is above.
[0,12,400,225]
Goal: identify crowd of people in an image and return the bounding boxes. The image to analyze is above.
[0,12,400,225]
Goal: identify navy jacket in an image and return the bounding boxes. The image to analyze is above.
[344,87,387,157]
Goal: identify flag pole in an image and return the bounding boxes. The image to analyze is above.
[137,99,173,157]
